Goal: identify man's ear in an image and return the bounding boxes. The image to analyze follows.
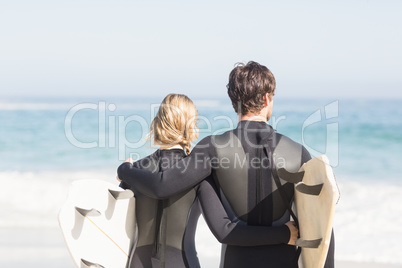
[263,93,270,107]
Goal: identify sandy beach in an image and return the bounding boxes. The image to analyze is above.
[1,226,400,268]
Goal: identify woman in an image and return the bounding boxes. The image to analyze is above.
[119,94,200,268]
[119,94,298,268]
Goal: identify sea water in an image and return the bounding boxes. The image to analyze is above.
[0,96,401,265]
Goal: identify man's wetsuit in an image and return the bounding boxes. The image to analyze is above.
[123,147,297,268]
[118,121,335,268]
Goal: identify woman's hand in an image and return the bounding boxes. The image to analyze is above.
[116,158,133,182]
[124,158,134,164]
[285,221,298,245]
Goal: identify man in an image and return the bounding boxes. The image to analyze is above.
[118,61,334,267]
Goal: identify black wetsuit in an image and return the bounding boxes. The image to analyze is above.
[122,147,294,268]
[118,121,335,268]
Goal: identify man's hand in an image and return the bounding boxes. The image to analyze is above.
[285,221,298,245]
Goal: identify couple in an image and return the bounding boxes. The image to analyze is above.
[117,61,335,268]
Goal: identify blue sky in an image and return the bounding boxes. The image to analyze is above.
[1,0,401,98]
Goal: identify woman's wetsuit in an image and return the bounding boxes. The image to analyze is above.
[120,149,200,268]
[118,121,335,268]
[122,147,294,268]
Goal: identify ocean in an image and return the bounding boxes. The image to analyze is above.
[1,96,402,266]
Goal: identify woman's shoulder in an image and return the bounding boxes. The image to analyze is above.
[159,148,187,171]
[134,150,160,171]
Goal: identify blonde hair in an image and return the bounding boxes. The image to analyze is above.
[150,94,198,155]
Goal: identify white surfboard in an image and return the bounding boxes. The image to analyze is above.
[58,179,137,268]
[278,155,339,268]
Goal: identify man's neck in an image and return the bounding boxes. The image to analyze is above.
[239,113,267,122]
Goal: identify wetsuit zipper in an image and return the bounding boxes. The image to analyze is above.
[256,146,263,225]
[153,150,166,267]
[258,133,274,225]
[153,201,163,257]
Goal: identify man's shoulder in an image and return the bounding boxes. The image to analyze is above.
[195,128,237,145]
[273,132,302,149]
[211,129,242,148]
[190,129,238,156]
[272,132,310,172]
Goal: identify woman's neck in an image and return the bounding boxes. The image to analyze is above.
[159,144,184,150]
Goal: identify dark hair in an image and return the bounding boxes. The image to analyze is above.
[227,61,276,115]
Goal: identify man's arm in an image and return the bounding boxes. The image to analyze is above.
[117,136,214,199]
[197,177,298,246]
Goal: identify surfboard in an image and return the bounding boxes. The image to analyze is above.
[278,155,339,268]
[58,179,137,268]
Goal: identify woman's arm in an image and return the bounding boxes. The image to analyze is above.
[197,177,297,246]
[117,137,215,199]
